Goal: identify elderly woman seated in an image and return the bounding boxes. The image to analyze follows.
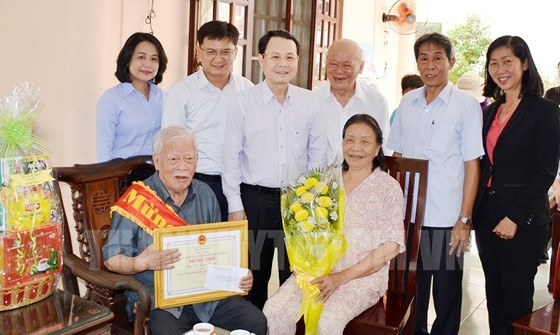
[263,114,406,335]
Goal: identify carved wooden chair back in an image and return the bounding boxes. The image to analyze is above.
[52,155,155,335]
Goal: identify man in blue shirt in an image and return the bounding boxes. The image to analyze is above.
[102,126,266,335]
[388,33,483,335]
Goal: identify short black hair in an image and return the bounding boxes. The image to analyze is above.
[258,30,300,55]
[342,114,387,172]
[401,74,424,93]
[483,35,543,100]
[414,32,455,61]
[197,20,240,45]
[115,33,168,84]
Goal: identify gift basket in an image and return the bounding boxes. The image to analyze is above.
[0,83,63,310]
[281,165,347,335]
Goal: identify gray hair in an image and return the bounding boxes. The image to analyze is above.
[414,32,455,61]
[154,126,197,153]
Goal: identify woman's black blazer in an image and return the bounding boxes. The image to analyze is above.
[474,94,560,229]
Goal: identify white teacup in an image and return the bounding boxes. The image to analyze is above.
[37,259,49,272]
[230,330,253,335]
[193,322,214,335]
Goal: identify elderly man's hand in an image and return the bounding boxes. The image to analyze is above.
[449,219,472,257]
[135,244,181,272]
[228,210,247,221]
[239,270,254,292]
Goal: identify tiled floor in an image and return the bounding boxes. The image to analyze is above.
[449,240,553,335]
[267,236,554,335]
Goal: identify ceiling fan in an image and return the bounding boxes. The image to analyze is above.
[382,0,430,35]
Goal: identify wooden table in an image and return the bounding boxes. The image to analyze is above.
[0,289,114,335]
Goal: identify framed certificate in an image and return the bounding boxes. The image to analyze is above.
[153,220,248,309]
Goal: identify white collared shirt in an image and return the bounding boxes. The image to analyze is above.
[388,83,484,228]
[222,81,328,212]
[313,80,388,164]
[162,70,253,175]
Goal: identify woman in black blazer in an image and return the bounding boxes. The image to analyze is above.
[473,35,560,335]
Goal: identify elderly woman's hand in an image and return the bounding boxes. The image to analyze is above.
[311,271,350,302]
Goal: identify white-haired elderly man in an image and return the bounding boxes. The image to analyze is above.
[102,126,267,335]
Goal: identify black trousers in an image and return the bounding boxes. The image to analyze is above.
[194,173,228,222]
[241,183,291,310]
[414,226,463,335]
[475,190,547,335]
[148,296,267,335]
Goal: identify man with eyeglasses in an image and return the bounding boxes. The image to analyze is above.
[163,20,253,222]
[314,39,389,164]
[222,30,328,310]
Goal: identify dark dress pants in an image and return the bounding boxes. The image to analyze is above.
[475,190,547,335]
[414,226,463,335]
[241,183,291,310]
[148,296,267,335]
[194,173,228,222]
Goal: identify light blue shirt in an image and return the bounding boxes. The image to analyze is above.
[162,70,253,175]
[222,81,328,212]
[387,83,484,227]
[96,82,163,162]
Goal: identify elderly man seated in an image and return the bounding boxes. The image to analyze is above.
[102,126,267,335]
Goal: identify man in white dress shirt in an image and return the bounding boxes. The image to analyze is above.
[313,39,388,164]
[222,30,328,310]
[162,20,253,221]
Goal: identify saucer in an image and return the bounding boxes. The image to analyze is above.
[184,331,215,335]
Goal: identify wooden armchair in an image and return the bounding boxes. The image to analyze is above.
[296,156,428,334]
[52,156,156,335]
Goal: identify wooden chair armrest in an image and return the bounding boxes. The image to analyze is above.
[63,254,151,335]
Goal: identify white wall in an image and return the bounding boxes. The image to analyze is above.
[0,0,189,166]
[0,0,191,293]
[342,0,418,112]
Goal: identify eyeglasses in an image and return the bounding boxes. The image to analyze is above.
[199,47,236,57]
[262,53,299,63]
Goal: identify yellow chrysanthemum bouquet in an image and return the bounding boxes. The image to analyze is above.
[281,166,347,335]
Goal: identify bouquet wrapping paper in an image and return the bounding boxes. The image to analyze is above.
[281,166,347,335]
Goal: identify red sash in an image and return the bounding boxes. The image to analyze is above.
[110,181,188,236]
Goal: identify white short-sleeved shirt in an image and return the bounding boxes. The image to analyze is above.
[162,70,253,175]
[313,81,389,164]
[387,82,484,227]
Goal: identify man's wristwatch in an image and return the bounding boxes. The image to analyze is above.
[458,216,473,225]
